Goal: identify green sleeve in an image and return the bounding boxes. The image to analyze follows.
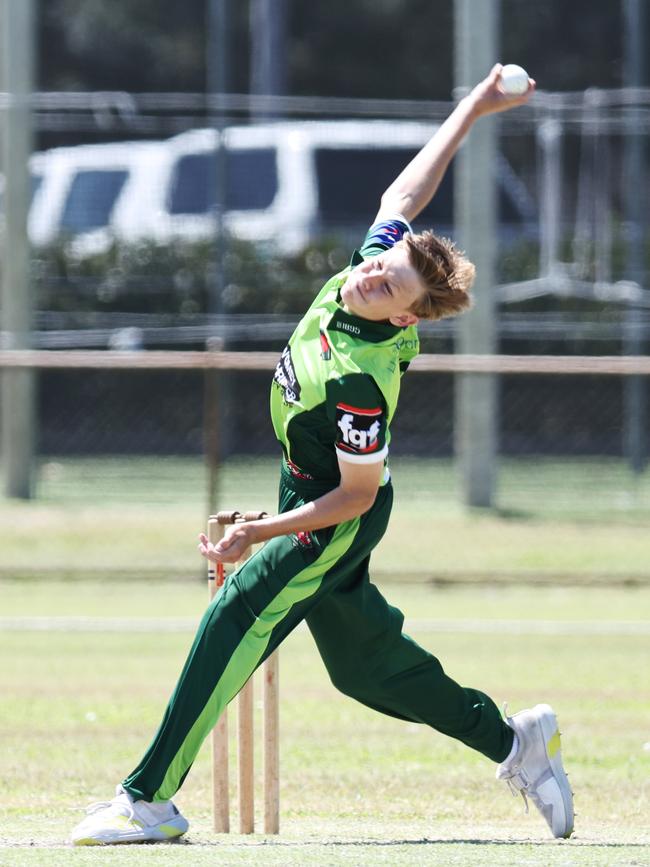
[325,374,388,464]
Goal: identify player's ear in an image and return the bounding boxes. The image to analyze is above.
[389,312,419,327]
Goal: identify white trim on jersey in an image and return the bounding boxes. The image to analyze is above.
[335,444,389,465]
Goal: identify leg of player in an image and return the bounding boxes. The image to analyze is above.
[306,563,574,839]
[69,490,389,846]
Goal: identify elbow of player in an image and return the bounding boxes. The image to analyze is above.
[346,488,379,517]
[380,190,413,220]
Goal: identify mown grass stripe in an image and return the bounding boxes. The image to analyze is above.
[1,616,648,635]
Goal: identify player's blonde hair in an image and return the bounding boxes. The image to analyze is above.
[404,231,475,321]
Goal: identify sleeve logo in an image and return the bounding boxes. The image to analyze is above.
[335,403,383,454]
[365,219,408,250]
[273,345,302,404]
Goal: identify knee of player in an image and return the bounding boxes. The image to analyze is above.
[326,661,372,699]
[328,671,359,699]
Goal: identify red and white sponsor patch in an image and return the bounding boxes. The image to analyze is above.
[335,403,383,455]
[319,329,332,361]
[286,458,314,481]
[295,531,313,547]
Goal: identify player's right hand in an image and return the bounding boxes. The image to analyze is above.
[468,63,535,118]
[198,524,255,564]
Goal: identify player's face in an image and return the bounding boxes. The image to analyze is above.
[340,244,424,326]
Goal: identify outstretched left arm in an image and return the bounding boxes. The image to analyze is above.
[377,63,535,224]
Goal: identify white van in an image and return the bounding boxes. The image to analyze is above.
[151,120,447,253]
[25,120,533,255]
[28,140,170,254]
[25,121,448,255]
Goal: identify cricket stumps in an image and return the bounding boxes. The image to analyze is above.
[207,510,279,835]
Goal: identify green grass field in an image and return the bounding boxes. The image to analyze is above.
[1,580,649,866]
[1,455,649,864]
[2,455,650,583]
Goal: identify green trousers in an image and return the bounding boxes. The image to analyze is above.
[123,465,513,802]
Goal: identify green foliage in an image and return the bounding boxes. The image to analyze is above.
[497,227,650,320]
[497,237,541,287]
[42,0,211,91]
[36,228,650,320]
[41,0,626,98]
[34,236,353,316]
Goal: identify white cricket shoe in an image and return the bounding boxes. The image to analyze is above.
[70,785,189,846]
[496,703,574,839]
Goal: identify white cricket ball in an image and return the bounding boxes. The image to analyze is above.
[500,64,530,96]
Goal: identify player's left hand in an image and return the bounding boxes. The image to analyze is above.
[198,523,257,564]
[468,63,535,117]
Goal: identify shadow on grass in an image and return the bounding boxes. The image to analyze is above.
[177,836,648,849]
[469,505,650,529]
[4,833,647,850]
[493,507,535,521]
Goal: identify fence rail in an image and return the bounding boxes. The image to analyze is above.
[1,350,650,375]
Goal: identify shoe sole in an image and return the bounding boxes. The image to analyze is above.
[535,704,574,838]
[72,832,186,846]
[72,819,188,846]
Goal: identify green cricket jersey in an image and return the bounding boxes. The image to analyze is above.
[270,216,419,486]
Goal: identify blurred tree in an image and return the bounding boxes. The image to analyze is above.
[501,0,623,91]
[40,0,248,91]
[39,0,623,97]
[34,237,345,316]
[290,0,453,99]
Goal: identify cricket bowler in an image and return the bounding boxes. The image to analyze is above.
[71,63,574,845]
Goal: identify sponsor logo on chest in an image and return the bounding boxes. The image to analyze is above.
[273,345,302,404]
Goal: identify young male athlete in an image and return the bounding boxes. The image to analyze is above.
[71,64,574,845]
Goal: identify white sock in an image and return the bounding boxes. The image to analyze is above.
[117,786,174,821]
[503,732,519,764]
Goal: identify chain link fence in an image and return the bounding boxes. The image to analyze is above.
[1,90,650,582]
[9,352,646,516]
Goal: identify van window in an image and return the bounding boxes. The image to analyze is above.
[61,169,128,232]
[315,147,453,225]
[168,148,278,215]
